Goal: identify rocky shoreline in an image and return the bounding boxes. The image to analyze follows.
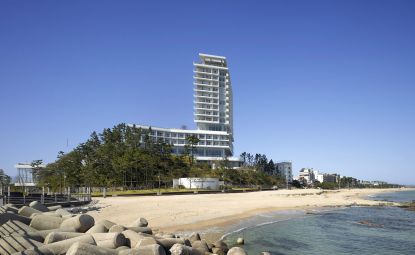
[0,201,254,255]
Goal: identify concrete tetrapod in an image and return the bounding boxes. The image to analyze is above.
[86,223,108,233]
[12,234,96,255]
[121,230,146,247]
[135,237,158,248]
[47,205,63,211]
[30,215,64,230]
[124,244,167,255]
[44,232,86,244]
[60,214,95,233]
[18,206,42,218]
[91,232,127,249]
[156,238,187,250]
[96,219,117,230]
[29,201,49,212]
[130,217,149,227]
[66,242,118,255]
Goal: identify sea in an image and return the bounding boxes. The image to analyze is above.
[223,189,415,255]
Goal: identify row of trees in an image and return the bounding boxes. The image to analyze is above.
[33,124,284,192]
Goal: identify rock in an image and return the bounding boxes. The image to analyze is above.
[130,217,149,227]
[92,232,127,249]
[66,242,118,255]
[30,214,64,230]
[109,224,127,233]
[236,238,244,245]
[260,252,272,255]
[227,247,247,255]
[29,201,50,212]
[60,214,95,232]
[18,206,43,217]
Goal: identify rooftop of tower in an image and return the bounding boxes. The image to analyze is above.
[199,53,227,67]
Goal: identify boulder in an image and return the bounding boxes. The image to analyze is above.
[227,247,247,255]
[260,252,272,255]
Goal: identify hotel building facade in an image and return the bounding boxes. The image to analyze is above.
[134,54,241,168]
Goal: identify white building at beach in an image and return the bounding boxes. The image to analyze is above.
[14,163,46,187]
[134,53,241,168]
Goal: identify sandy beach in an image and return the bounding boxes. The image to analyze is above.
[87,188,409,235]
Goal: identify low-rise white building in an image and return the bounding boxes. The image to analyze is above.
[14,163,46,187]
[173,178,223,190]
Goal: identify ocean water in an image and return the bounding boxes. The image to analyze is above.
[224,190,415,255]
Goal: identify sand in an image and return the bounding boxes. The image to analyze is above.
[87,188,409,233]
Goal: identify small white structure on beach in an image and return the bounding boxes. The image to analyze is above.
[14,163,45,187]
[173,178,223,190]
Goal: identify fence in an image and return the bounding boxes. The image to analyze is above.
[0,193,91,207]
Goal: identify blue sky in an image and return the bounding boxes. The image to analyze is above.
[0,0,414,184]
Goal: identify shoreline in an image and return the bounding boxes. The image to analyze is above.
[87,187,412,242]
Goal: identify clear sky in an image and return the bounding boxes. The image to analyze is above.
[0,0,414,184]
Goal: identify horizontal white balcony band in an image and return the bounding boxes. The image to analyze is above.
[194,63,229,70]
[193,101,219,105]
[131,124,229,135]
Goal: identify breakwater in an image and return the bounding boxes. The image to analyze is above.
[0,201,254,255]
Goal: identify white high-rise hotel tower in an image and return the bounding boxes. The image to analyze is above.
[135,53,241,168]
